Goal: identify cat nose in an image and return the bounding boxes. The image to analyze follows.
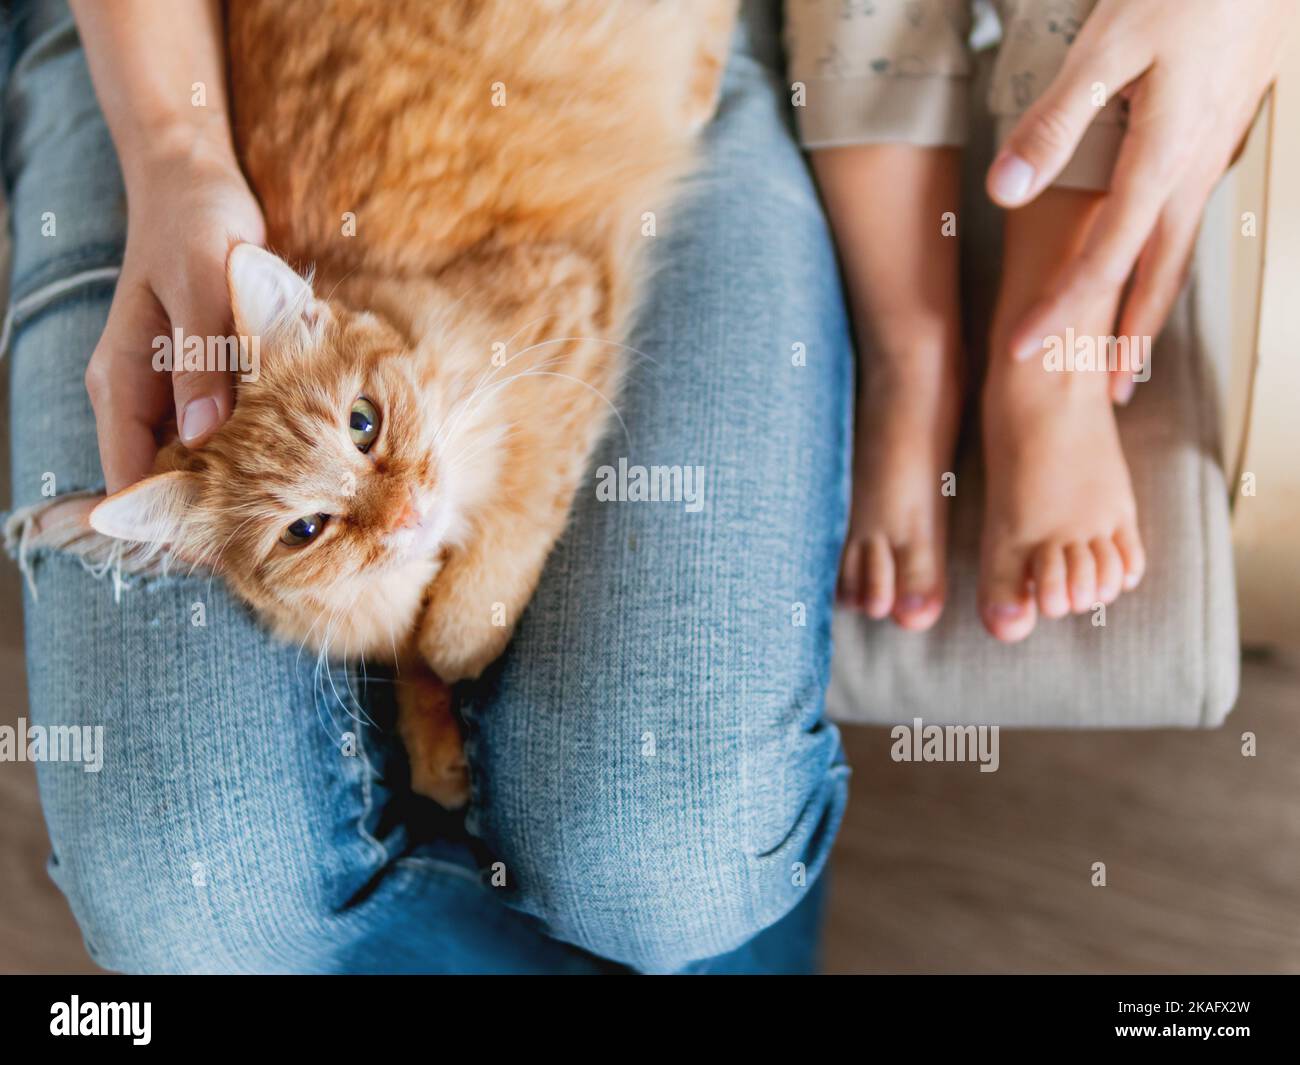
[391,499,419,531]
[387,487,421,532]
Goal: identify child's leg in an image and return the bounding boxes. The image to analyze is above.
[979,188,1146,642]
[812,145,963,630]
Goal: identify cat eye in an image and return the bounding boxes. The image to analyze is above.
[349,397,380,452]
[281,513,329,547]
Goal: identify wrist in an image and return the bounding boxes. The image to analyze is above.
[118,110,241,195]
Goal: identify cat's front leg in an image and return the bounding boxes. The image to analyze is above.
[415,518,557,684]
[416,440,588,682]
[417,246,609,685]
[395,663,470,808]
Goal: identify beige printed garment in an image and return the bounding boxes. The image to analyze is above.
[785,0,1126,189]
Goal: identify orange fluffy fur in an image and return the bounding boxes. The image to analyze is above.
[90,0,736,805]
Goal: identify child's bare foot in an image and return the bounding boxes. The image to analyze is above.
[978,188,1146,642]
[979,364,1144,642]
[841,342,961,630]
[810,144,964,631]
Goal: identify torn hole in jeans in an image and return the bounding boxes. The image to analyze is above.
[3,491,186,600]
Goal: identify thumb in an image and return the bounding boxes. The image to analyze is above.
[171,299,236,448]
[987,33,1147,208]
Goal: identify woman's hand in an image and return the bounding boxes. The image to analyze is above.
[71,0,259,490]
[84,144,264,492]
[985,0,1297,402]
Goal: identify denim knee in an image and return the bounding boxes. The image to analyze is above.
[468,662,851,972]
[35,712,384,974]
[44,815,352,974]
[20,554,390,974]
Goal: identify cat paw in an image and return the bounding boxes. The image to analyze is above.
[418,614,512,684]
[395,668,470,809]
[409,748,471,810]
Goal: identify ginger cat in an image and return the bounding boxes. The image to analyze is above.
[90,0,737,806]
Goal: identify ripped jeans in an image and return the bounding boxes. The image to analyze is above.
[1,0,852,973]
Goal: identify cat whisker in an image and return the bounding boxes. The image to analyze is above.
[321,262,361,304]
[429,356,551,451]
[502,312,560,351]
[310,642,343,747]
[294,591,338,679]
[313,604,350,737]
[440,421,524,476]
[334,648,380,733]
[318,584,380,732]
[431,333,650,454]
[507,334,661,371]
[433,348,613,456]
[196,512,261,601]
[455,367,633,450]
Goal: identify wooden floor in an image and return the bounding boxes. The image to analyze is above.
[824,651,1300,974]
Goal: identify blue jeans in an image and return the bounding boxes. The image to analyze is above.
[1,0,852,973]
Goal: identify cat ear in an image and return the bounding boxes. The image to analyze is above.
[89,471,200,550]
[227,243,315,338]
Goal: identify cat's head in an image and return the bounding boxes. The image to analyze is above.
[90,243,481,659]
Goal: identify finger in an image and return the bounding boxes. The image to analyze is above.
[1109,253,1140,404]
[987,25,1149,207]
[1110,366,1136,406]
[1110,236,1165,406]
[1111,174,1214,403]
[169,296,237,448]
[1118,173,1215,341]
[85,281,172,493]
[1010,97,1203,362]
[94,402,161,495]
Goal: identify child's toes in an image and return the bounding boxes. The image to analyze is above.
[837,540,867,608]
[892,541,945,631]
[1032,543,1071,619]
[1065,542,1097,613]
[1091,536,1123,604]
[863,535,895,619]
[1115,522,1146,590]
[980,543,1036,642]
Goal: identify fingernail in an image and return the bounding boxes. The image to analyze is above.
[988,603,1024,618]
[1115,377,1136,405]
[181,397,219,444]
[990,152,1035,204]
[1013,333,1044,362]
[897,594,927,612]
